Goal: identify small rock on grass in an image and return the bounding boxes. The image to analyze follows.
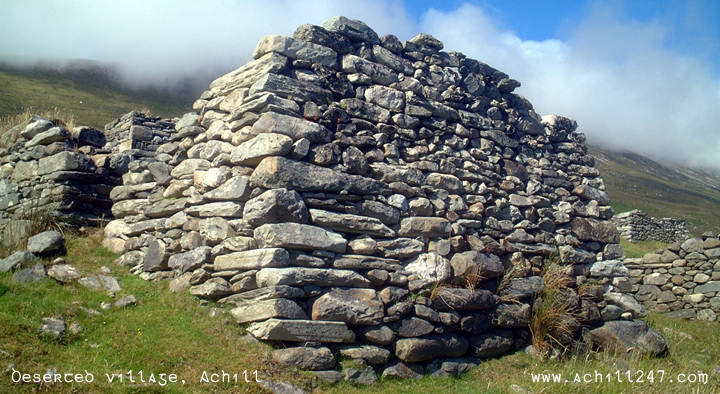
[343,366,378,385]
[39,317,65,337]
[114,295,137,308]
[257,379,308,394]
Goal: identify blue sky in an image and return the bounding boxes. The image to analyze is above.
[0,0,718,168]
[409,0,720,74]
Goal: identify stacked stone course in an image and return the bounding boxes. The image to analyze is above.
[101,16,658,376]
[613,209,689,243]
[625,232,720,321]
[0,111,176,242]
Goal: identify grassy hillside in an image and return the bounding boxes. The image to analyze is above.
[1,233,718,392]
[590,147,720,234]
[0,65,189,130]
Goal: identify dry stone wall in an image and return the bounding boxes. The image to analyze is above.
[105,16,655,376]
[613,209,689,244]
[625,232,720,321]
[0,111,176,244]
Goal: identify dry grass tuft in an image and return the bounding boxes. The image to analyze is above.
[529,261,580,358]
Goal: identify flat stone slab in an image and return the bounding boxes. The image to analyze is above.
[247,319,355,343]
[230,298,307,324]
[254,223,347,253]
[256,267,371,287]
[250,156,388,195]
[309,209,395,237]
[214,248,290,271]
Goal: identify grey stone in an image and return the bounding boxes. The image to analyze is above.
[254,35,337,67]
[499,277,544,300]
[590,320,667,356]
[559,245,597,264]
[396,317,435,337]
[364,85,405,111]
[470,329,514,358]
[394,334,469,362]
[309,209,394,237]
[21,118,54,139]
[251,111,331,143]
[0,251,35,273]
[243,189,308,226]
[571,218,620,243]
[47,264,81,283]
[199,217,234,244]
[333,255,402,271]
[25,127,69,147]
[214,248,290,271]
[339,345,391,365]
[382,362,424,379]
[143,239,167,272]
[313,370,344,383]
[398,217,450,237]
[250,73,332,104]
[361,325,395,345]
[145,198,187,218]
[231,298,307,323]
[257,267,370,288]
[404,252,452,289]
[189,278,232,299]
[312,288,383,325]
[450,251,505,280]
[342,55,397,85]
[696,281,720,293]
[186,202,244,217]
[272,346,335,371]
[377,238,425,259]
[247,319,355,343]
[492,303,531,327]
[344,366,378,385]
[431,288,498,311]
[573,185,610,205]
[115,295,137,308]
[39,317,65,337]
[590,260,629,277]
[323,16,380,44]
[13,263,46,283]
[254,223,347,253]
[168,247,212,273]
[205,176,252,201]
[604,292,645,317]
[251,156,388,195]
[27,231,65,255]
[231,133,293,165]
[257,380,308,394]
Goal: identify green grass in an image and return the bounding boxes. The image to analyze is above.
[620,239,669,259]
[590,147,720,235]
[0,231,307,393]
[0,66,188,130]
[2,234,719,393]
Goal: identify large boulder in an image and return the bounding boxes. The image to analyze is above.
[312,288,384,325]
[589,320,668,356]
[27,231,65,255]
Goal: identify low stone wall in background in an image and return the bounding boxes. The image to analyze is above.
[613,209,689,244]
[625,232,720,321]
[0,111,175,243]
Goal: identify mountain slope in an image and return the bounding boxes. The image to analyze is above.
[0,64,190,129]
[590,146,720,234]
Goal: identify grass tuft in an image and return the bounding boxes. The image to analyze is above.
[530,261,580,359]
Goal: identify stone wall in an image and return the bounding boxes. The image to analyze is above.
[104,16,654,376]
[625,232,720,321]
[0,112,175,243]
[613,209,689,243]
